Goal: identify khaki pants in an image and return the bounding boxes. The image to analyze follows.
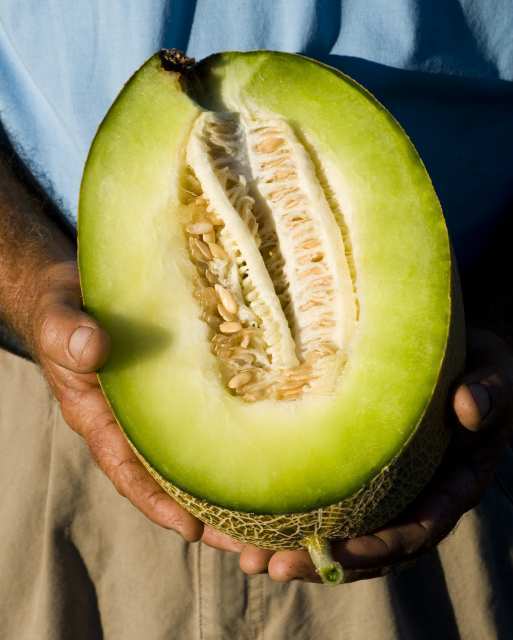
[1,348,513,640]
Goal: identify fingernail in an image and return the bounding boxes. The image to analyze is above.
[69,326,94,362]
[468,383,491,421]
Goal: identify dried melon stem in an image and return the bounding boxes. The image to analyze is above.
[182,110,357,402]
[302,534,344,585]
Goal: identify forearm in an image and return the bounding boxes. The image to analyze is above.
[0,148,75,353]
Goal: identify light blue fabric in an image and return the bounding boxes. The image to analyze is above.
[1,1,513,267]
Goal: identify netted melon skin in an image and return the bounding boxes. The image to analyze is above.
[128,270,464,550]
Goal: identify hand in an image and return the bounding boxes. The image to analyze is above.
[239,329,513,583]
[32,260,242,551]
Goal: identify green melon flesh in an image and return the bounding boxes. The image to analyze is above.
[79,50,461,520]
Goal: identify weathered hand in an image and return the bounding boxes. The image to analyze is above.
[32,260,242,551]
[239,329,513,583]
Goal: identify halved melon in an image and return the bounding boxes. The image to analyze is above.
[78,49,465,583]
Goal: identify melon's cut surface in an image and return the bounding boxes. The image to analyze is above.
[79,49,465,584]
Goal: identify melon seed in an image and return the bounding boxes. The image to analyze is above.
[209,243,228,260]
[228,371,253,389]
[217,303,235,322]
[215,284,238,315]
[220,321,242,334]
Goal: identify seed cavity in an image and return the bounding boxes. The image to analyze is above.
[181,110,358,402]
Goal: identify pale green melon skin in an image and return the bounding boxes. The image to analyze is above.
[79,51,465,536]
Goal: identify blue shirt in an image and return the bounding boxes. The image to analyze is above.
[1,1,513,268]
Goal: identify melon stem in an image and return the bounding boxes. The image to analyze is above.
[302,534,344,585]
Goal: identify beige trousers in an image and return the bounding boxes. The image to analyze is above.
[1,347,513,640]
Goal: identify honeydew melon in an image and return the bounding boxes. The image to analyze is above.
[78,49,465,584]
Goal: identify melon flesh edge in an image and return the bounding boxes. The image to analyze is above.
[78,51,463,528]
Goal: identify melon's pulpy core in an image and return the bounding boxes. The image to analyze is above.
[78,48,465,585]
[182,108,357,402]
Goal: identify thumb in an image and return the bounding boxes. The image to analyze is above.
[453,369,511,433]
[37,301,110,373]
